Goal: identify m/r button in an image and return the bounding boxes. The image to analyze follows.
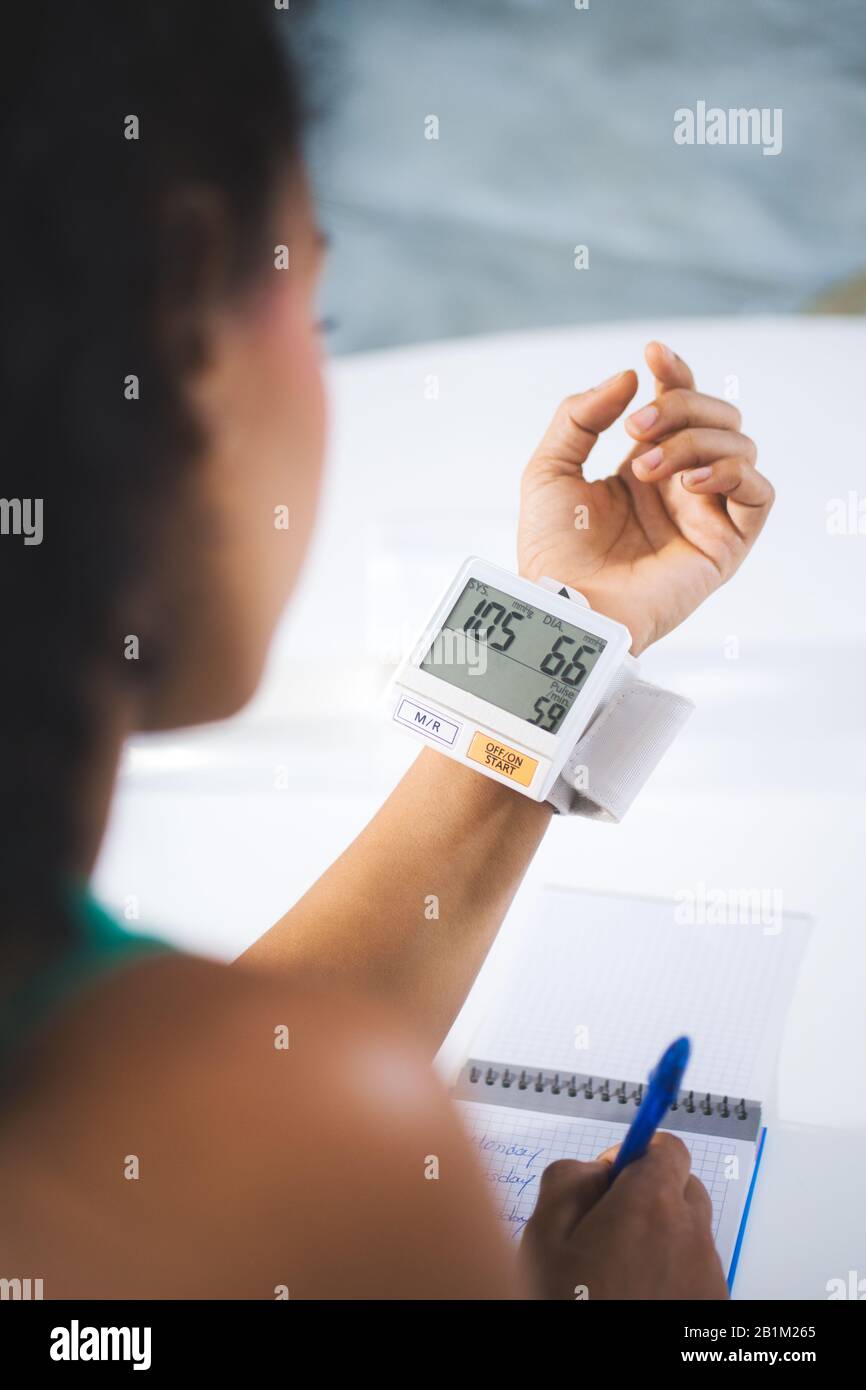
[394,697,460,747]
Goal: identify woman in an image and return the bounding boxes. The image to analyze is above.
[0,5,773,1299]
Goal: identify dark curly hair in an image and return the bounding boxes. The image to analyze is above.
[0,3,308,985]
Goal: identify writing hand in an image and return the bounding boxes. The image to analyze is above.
[520,1131,728,1300]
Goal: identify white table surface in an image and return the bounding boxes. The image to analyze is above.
[95,315,866,1300]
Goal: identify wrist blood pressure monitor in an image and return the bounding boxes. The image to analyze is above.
[390,558,694,821]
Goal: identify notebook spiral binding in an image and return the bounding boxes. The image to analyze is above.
[452,1057,762,1143]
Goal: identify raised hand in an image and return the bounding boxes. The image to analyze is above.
[518,342,774,653]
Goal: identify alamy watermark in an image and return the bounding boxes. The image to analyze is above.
[423,627,489,676]
[50,1320,151,1370]
[675,882,783,935]
[1,1275,44,1299]
[0,497,43,545]
[826,1270,866,1300]
[674,101,782,157]
[826,491,866,536]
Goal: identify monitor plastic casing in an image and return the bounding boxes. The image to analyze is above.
[390,557,632,801]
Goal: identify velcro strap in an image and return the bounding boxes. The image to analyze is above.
[547,669,694,821]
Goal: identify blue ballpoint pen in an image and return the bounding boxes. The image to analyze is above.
[609,1035,691,1182]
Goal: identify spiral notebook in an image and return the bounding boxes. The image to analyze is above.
[450,886,810,1290]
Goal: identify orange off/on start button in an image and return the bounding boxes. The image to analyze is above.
[467,732,538,787]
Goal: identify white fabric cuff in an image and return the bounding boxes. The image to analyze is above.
[546,658,695,821]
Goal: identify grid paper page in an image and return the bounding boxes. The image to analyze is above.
[469,887,810,1099]
[457,1099,755,1275]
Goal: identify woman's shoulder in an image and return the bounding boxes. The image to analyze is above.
[8,947,436,1162]
[1,951,516,1298]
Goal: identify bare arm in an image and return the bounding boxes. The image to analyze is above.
[241,341,771,1050]
[239,746,551,1048]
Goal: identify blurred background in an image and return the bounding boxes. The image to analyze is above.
[306,0,866,353]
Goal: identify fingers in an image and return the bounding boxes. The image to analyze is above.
[682,457,775,540]
[645,339,695,393]
[599,1137,713,1228]
[625,387,742,444]
[632,427,756,482]
[595,1143,619,1167]
[684,1174,714,1227]
[531,1158,611,1233]
[682,456,773,505]
[528,370,638,476]
[635,422,774,536]
[626,345,774,541]
[615,1132,693,1198]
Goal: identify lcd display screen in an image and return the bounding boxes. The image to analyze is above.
[420,577,606,734]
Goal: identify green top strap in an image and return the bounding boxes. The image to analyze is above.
[1,887,173,1058]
